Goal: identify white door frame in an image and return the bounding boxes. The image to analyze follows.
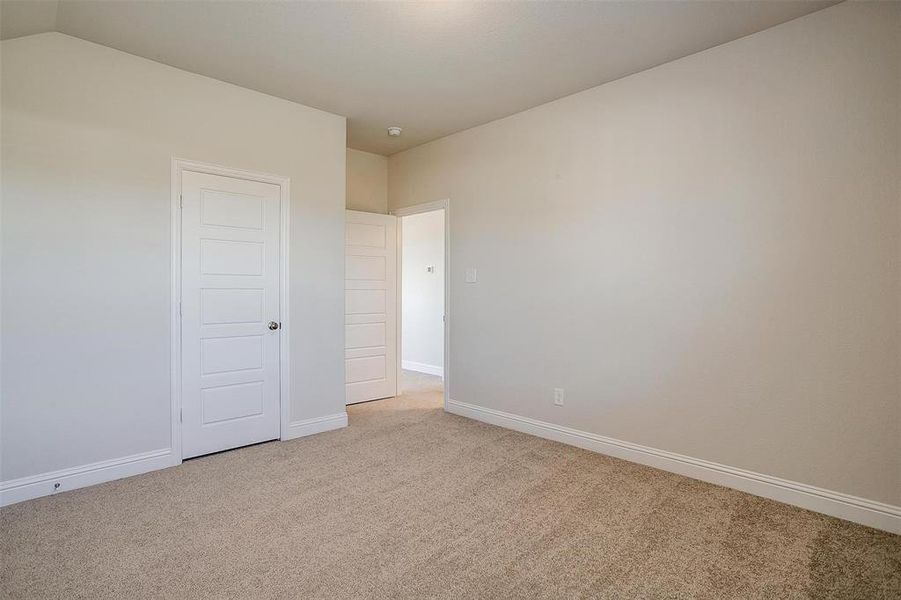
[391,199,450,410]
[170,158,291,464]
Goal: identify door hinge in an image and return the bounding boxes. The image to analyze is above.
[179,194,183,209]
[178,301,182,317]
[180,408,183,423]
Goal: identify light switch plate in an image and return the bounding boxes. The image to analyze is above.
[465,268,478,283]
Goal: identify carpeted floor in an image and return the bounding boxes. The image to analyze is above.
[1,372,899,599]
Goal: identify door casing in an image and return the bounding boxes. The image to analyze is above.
[170,158,291,464]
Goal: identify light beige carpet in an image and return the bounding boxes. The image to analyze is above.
[2,372,899,599]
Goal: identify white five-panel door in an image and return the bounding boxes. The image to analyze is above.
[345,211,397,404]
[181,171,282,459]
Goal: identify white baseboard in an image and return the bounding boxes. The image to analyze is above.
[446,398,901,534]
[402,360,444,377]
[0,412,347,506]
[0,448,175,508]
[1,412,349,508]
[282,411,348,440]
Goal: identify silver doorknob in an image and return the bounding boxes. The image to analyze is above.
[268,321,280,330]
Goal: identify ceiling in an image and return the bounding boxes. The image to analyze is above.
[1,0,838,155]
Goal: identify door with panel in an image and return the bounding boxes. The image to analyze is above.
[181,171,282,459]
[345,210,397,404]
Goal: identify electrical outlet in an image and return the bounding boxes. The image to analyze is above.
[554,388,565,406]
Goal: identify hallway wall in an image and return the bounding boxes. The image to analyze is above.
[402,210,445,376]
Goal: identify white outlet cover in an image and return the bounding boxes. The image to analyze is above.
[554,388,565,406]
[465,268,478,283]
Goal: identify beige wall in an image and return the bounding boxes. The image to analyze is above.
[346,148,387,213]
[401,210,445,373]
[389,2,901,505]
[1,33,347,481]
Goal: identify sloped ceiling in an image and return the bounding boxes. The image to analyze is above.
[1,1,839,154]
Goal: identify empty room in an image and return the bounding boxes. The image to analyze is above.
[1,1,899,598]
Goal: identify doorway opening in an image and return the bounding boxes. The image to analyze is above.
[397,203,447,406]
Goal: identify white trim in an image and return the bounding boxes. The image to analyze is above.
[396,217,404,395]
[446,398,901,534]
[391,199,450,409]
[0,449,173,507]
[402,360,444,377]
[170,161,183,464]
[392,199,448,218]
[170,158,292,460]
[282,412,349,440]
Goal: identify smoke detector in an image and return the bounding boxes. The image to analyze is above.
[387,126,402,137]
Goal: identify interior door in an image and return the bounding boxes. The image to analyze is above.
[181,171,281,459]
[345,210,397,404]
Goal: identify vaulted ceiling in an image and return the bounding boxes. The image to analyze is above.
[1,1,838,155]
